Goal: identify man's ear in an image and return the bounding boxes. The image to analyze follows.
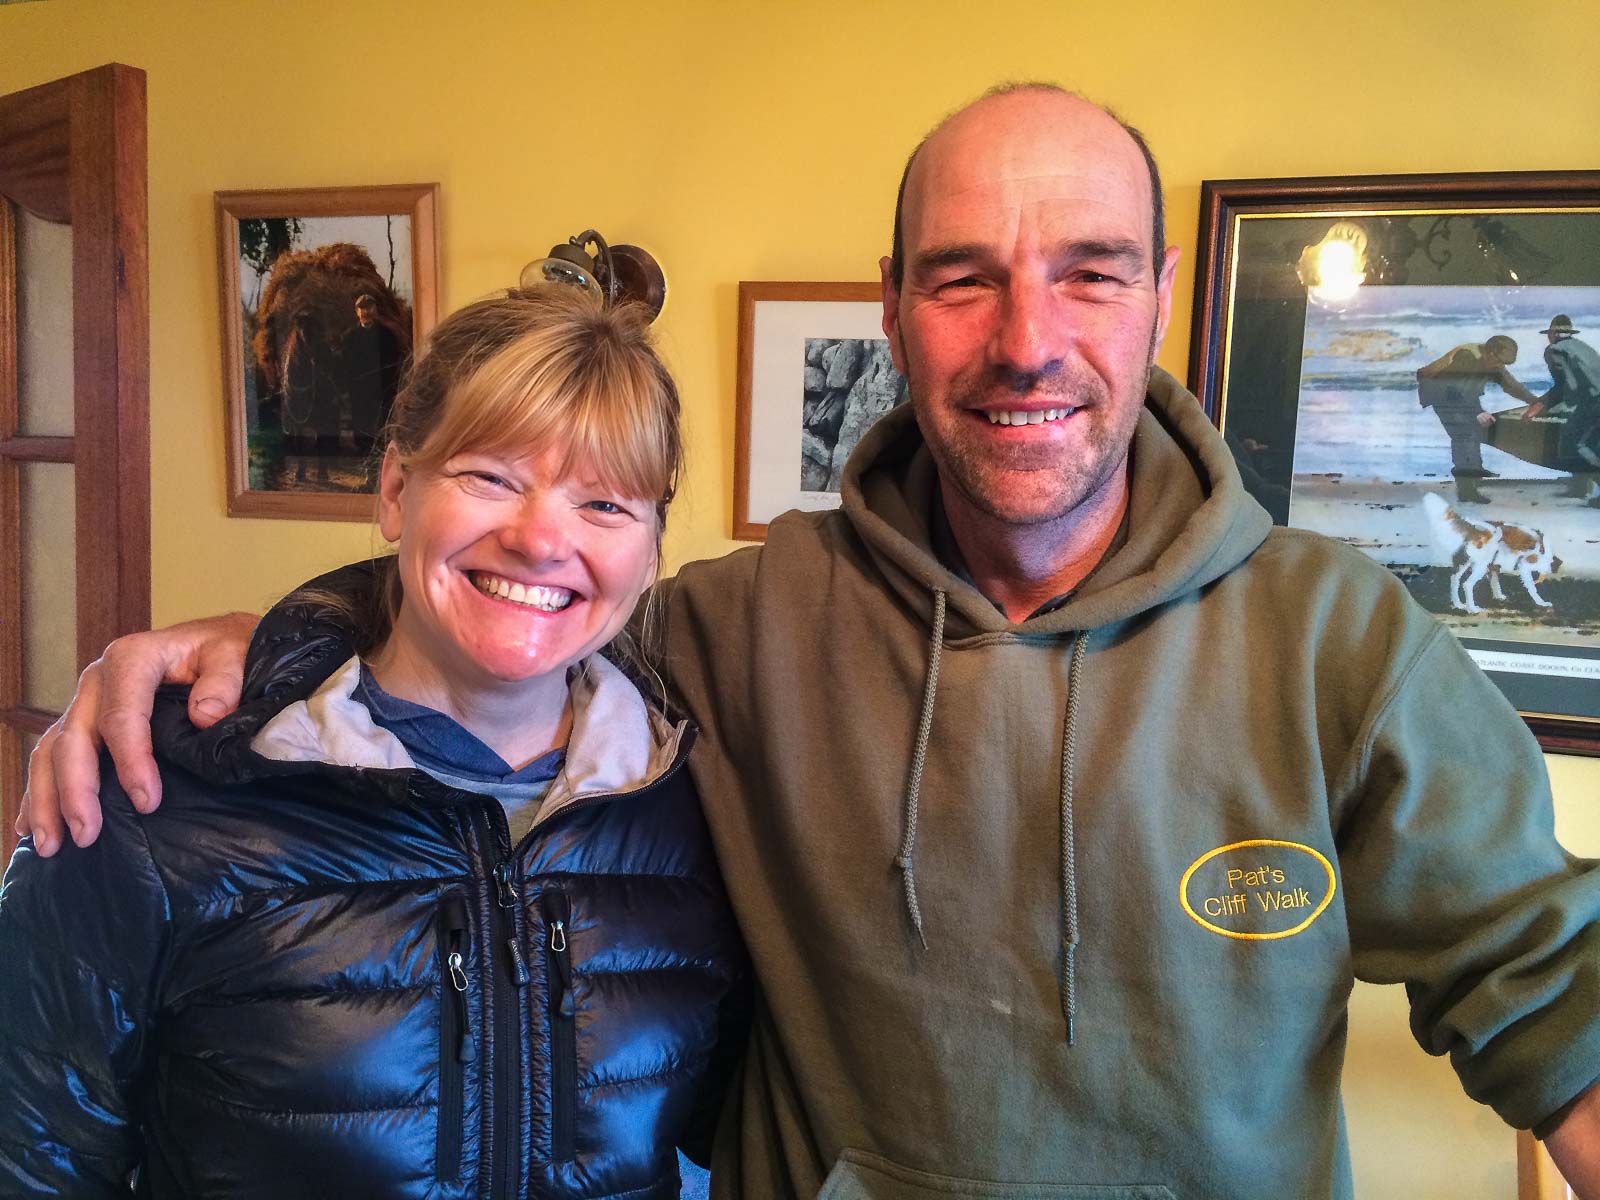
[880,255,907,374]
[376,445,407,543]
[1152,245,1182,349]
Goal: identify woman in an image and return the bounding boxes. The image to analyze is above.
[0,287,746,1198]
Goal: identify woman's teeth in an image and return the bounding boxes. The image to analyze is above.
[985,408,1076,426]
[472,573,573,611]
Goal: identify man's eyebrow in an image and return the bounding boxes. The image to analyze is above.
[1057,238,1147,267]
[910,238,1150,275]
[910,244,991,273]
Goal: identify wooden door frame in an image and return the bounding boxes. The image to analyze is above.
[1519,1129,1574,1199]
[0,63,149,847]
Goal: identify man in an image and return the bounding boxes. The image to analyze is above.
[1415,333,1539,503]
[17,87,1600,1197]
[341,291,406,471]
[1524,313,1600,505]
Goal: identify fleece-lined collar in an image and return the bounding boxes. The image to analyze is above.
[251,652,689,826]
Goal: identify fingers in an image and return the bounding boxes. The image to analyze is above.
[47,662,109,845]
[187,616,252,729]
[97,637,169,812]
[18,722,66,857]
[15,612,263,856]
[19,658,108,853]
[53,720,106,847]
[97,611,258,801]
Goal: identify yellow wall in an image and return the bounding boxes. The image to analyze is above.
[3,2,1597,1194]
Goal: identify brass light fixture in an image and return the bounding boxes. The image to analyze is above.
[520,229,667,321]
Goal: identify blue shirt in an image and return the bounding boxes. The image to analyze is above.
[352,664,564,839]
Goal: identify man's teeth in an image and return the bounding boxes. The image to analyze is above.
[473,573,574,611]
[985,408,1075,426]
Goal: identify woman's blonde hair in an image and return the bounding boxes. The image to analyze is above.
[293,286,683,668]
[389,286,681,517]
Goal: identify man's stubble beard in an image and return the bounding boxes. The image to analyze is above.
[911,325,1158,529]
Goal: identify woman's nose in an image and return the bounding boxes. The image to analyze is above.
[498,498,572,563]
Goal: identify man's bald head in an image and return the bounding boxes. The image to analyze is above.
[889,83,1165,289]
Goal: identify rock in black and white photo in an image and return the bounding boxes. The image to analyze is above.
[800,337,907,492]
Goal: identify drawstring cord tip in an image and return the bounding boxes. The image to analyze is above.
[894,855,929,951]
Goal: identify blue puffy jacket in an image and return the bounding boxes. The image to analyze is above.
[0,572,749,1198]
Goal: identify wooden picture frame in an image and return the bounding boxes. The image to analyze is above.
[734,281,906,541]
[1189,172,1600,756]
[216,183,439,521]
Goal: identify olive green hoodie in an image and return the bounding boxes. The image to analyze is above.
[658,369,1600,1199]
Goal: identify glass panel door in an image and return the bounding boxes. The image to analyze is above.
[3,196,78,842]
[15,205,73,438]
[19,460,77,713]
[0,64,149,858]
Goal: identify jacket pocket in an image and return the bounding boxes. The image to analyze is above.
[437,892,473,1181]
[542,889,577,1162]
[818,1150,1175,1200]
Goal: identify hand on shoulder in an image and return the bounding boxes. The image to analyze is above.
[17,612,259,856]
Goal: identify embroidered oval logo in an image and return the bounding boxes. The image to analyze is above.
[1179,839,1337,940]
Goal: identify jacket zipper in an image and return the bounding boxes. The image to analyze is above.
[542,889,577,1161]
[436,892,472,1181]
[475,805,524,1200]
[454,745,691,1187]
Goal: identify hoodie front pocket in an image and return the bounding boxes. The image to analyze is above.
[542,889,577,1162]
[818,1151,1175,1200]
[436,893,473,1180]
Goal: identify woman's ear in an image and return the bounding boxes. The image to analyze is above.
[376,446,407,543]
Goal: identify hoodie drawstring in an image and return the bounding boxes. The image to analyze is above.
[1059,631,1089,1046]
[895,589,946,950]
[894,591,1089,1048]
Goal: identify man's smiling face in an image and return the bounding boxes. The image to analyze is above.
[882,90,1179,527]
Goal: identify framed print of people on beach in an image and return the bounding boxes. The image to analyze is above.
[1189,171,1600,756]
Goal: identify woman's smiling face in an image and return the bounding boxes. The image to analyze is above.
[376,441,659,692]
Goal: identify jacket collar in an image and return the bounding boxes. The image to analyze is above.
[152,561,691,812]
[249,652,690,819]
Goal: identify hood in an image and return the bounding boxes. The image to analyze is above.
[838,367,1273,636]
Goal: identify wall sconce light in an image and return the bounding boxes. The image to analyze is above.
[520,229,668,321]
[1296,221,1368,306]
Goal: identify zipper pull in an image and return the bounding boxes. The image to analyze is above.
[506,937,530,987]
[492,862,516,909]
[447,950,475,1062]
[548,919,575,1017]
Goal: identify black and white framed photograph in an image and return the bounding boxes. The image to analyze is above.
[217,184,440,521]
[1190,171,1600,755]
[734,281,907,540]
